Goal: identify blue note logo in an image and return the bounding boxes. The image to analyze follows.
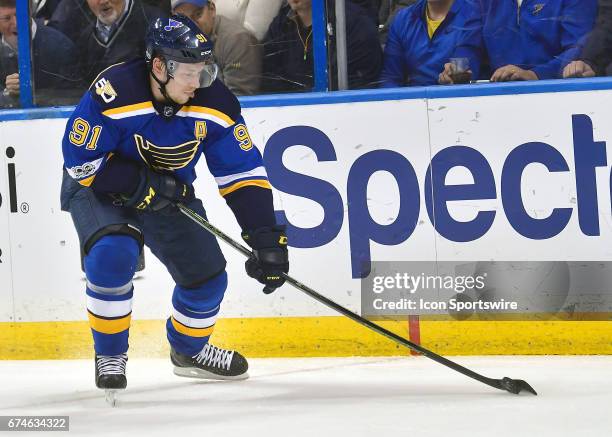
[164,19,182,32]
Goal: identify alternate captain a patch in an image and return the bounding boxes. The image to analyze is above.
[134,134,200,171]
[195,121,207,141]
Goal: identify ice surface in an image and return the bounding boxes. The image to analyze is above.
[0,356,610,437]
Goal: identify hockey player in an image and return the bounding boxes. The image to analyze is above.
[60,14,289,397]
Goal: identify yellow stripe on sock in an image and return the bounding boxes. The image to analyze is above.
[88,312,131,335]
[171,317,214,338]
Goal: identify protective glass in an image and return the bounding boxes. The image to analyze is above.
[167,60,219,89]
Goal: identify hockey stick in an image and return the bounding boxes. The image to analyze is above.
[177,203,537,396]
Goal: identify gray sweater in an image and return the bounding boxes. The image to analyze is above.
[212,15,263,96]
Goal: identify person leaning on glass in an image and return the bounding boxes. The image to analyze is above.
[379,0,483,87]
[481,0,597,82]
[0,0,79,107]
[73,0,164,88]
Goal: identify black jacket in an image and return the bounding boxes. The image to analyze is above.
[47,0,95,44]
[581,0,612,75]
[347,0,381,24]
[33,0,62,21]
[74,0,163,87]
[262,1,383,93]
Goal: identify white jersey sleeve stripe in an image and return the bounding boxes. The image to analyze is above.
[175,111,232,128]
[215,166,268,187]
[105,107,157,119]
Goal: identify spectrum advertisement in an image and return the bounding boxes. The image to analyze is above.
[1,89,612,322]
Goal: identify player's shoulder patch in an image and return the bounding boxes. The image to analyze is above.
[188,79,241,124]
[88,60,151,111]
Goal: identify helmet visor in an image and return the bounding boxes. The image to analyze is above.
[167,59,218,89]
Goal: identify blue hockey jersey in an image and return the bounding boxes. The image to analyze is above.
[62,59,271,199]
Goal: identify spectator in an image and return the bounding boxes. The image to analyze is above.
[481,0,597,82]
[48,0,95,44]
[378,0,416,45]
[379,0,414,23]
[172,0,262,95]
[348,0,380,25]
[214,0,283,41]
[74,0,162,86]
[0,0,79,107]
[379,0,483,87]
[48,0,166,44]
[564,0,612,78]
[262,0,382,93]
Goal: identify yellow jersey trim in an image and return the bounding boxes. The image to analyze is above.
[78,175,96,187]
[180,105,235,126]
[219,179,272,196]
[102,101,154,117]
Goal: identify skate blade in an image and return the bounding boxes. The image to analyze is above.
[173,366,249,381]
[104,389,124,407]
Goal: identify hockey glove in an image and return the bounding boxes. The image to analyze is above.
[242,226,289,293]
[123,166,194,212]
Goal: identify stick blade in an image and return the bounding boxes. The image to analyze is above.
[498,377,537,395]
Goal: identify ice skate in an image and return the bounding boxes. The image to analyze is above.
[95,353,128,407]
[171,344,249,380]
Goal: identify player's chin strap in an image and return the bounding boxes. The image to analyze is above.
[151,72,176,105]
[149,64,179,107]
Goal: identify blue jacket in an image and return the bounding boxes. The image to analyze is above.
[380,0,484,87]
[481,0,598,79]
